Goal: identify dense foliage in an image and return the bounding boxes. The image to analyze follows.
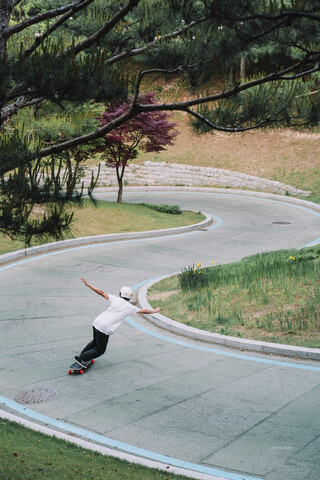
[1,0,320,241]
[141,203,182,214]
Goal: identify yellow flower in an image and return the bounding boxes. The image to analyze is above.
[197,262,202,268]
[211,260,214,264]
[289,256,296,261]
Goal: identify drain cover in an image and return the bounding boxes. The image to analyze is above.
[15,388,59,404]
[272,221,291,225]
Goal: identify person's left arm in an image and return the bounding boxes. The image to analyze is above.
[138,307,161,314]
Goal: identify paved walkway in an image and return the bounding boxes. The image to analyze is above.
[1,189,320,480]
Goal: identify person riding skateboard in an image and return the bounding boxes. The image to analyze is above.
[74,278,161,368]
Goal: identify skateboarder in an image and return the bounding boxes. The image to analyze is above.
[73,278,161,368]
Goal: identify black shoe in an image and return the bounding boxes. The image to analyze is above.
[74,356,87,368]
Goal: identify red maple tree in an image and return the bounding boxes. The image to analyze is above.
[95,93,178,202]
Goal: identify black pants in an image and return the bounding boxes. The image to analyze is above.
[79,327,109,362]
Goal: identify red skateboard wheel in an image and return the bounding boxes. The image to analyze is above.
[68,370,71,374]
[80,370,84,374]
[92,360,95,364]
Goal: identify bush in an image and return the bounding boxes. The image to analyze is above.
[178,262,211,290]
[141,203,182,214]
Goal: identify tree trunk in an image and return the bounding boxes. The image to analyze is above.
[240,56,246,83]
[117,178,123,203]
[239,56,246,114]
[0,0,13,54]
[116,164,125,203]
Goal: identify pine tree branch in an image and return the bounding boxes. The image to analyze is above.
[238,19,288,42]
[296,89,319,98]
[38,105,137,159]
[184,106,271,133]
[4,0,95,39]
[214,6,320,23]
[0,96,44,125]
[64,0,141,56]
[105,5,320,68]
[279,65,320,80]
[106,15,208,65]
[132,67,186,106]
[33,55,320,160]
[24,0,96,57]
[137,58,320,113]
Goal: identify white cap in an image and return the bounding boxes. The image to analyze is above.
[119,286,133,300]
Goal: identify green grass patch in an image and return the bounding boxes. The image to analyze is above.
[148,246,320,348]
[0,200,204,255]
[0,419,190,480]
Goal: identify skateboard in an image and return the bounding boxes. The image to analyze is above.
[68,359,94,375]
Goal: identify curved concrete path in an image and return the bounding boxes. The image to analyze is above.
[1,189,320,480]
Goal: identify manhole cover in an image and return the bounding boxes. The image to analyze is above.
[272,221,291,225]
[15,389,59,404]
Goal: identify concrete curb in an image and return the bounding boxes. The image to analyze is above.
[138,273,320,361]
[0,208,212,266]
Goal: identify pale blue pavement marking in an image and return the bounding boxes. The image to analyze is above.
[301,236,320,247]
[125,315,320,373]
[0,395,263,480]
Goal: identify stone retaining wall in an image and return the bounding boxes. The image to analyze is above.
[81,161,310,197]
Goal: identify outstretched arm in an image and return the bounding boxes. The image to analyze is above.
[138,307,161,314]
[81,278,109,300]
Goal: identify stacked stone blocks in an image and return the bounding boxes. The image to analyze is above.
[79,161,310,197]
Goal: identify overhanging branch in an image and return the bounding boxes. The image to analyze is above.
[38,104,137,158]
[34,56,320,159]
[64,0,141,56]
[4,0,95,39]
[106,15,208,65]
[185,106,271,133]
[24,0,96,57]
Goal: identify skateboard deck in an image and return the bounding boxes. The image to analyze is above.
[68,359,94,375]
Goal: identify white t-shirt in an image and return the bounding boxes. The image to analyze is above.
[92,294,140,335]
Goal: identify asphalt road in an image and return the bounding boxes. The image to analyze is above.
[1,189,320,480]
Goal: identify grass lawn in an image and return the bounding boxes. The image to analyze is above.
[148,246,320,349]
[0,199,204,255]
[0,420,190,480]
